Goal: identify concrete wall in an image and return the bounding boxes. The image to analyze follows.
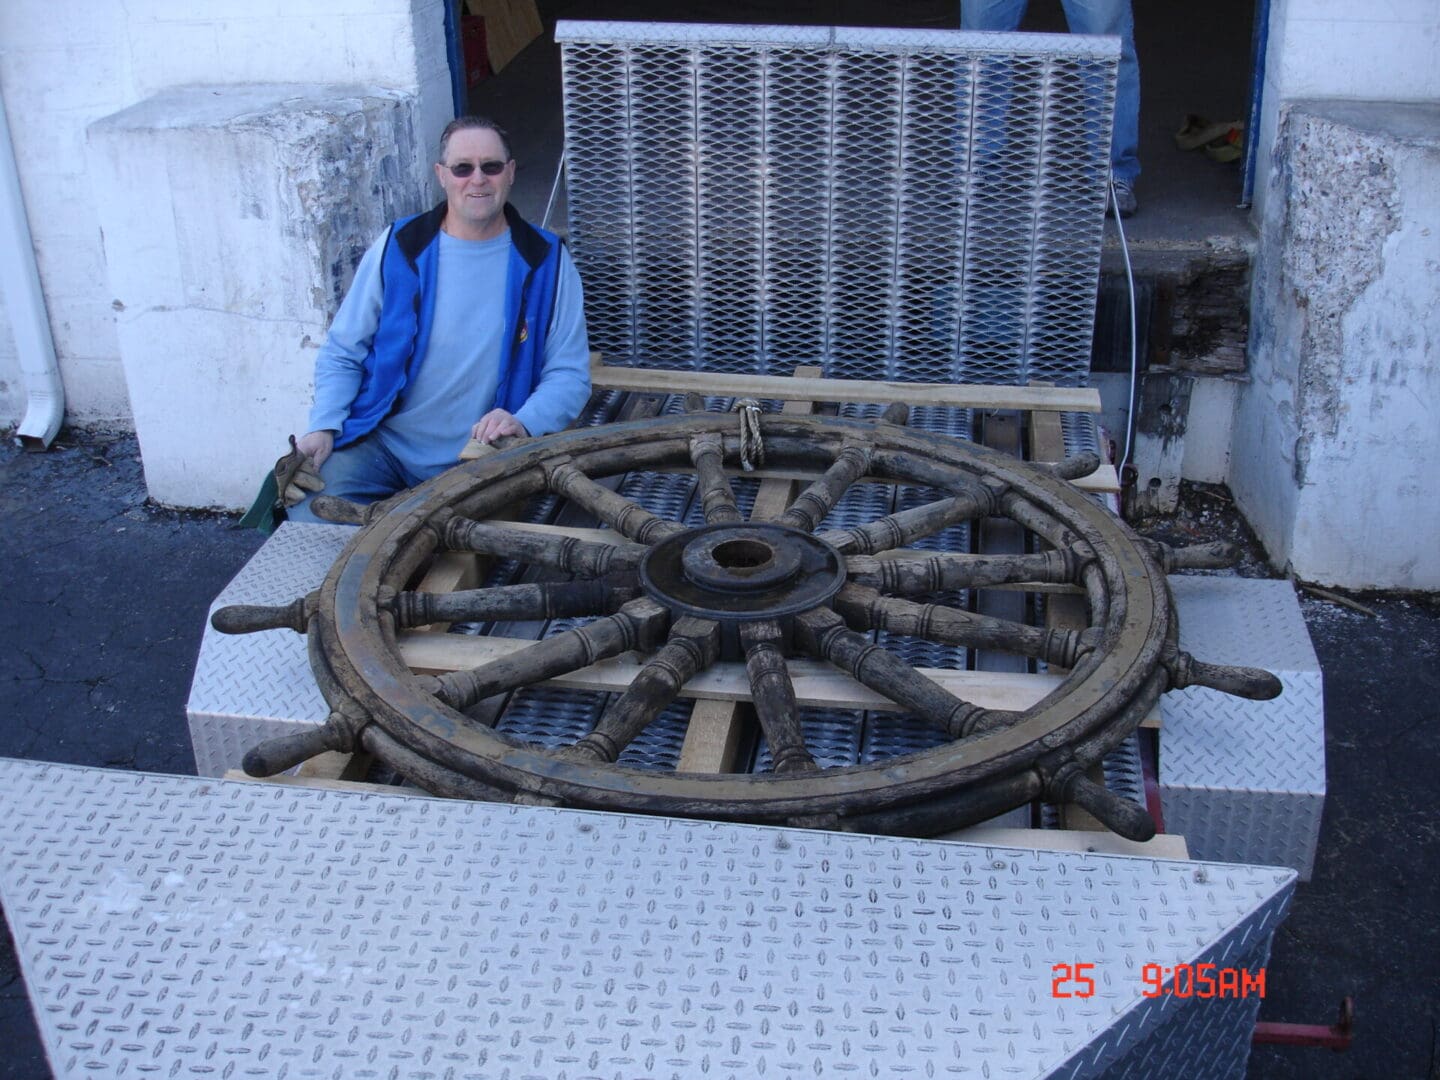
[0,0,450,443]
[1252,0,1440,224]
[1232,1,1439,589]
[1233,101,1439,589]
[91,86,425,509]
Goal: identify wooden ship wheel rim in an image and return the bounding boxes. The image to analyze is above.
[303,410,1177,836]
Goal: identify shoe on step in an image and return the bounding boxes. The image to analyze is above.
[1109,177,1138,218]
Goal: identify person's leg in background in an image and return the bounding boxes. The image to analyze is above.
[1060,0,1140,214]
[960,0,1028,32]
[284,435,410,524]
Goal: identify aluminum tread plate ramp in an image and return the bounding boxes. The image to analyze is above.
[0,759,1294,1080]
[186,522,354,777]
[558,22,1117,385]
[1162,576,1325,880]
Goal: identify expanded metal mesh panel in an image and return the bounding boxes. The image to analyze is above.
[560,22,1116,384]
[859,710,951,763]
[751,705,866,773]
[494,683,603,747]
[615,698,692,771]
[1061,409,1103,458]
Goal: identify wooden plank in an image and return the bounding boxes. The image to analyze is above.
[590,358,1101,413]
[675,698,750,774]
[225,770,432,800]
[936,825,1190,860]
[645,462,1120,495]
[295,751,373,783]
[675,366,820,773]
[400,629,1098,712]
[412,551,482,632]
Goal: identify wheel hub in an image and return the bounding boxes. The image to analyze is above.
[640,523,846,622]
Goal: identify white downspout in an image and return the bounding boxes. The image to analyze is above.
[0,82,64,449]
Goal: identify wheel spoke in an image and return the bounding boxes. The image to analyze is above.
[776,443,872,532]
[832,582,1094,668]
[846,546,1088,595]
[544,458,686,543]
[817,485,995,555]
[428,597,670,711]
[395,578,640,629]
[688,431,744,524]
[740,619,816,774]
[567,616,720,763]
[443,518,647,576]
[793,607,1011,739]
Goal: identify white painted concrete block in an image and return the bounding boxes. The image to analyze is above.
[89,85,428,508]
[1234,100,1440,589]
[46,299,122,365]
[1180,377,1235,485]
[1278,18,1440,100]
[58,356,132,426]
[0,0,451,439]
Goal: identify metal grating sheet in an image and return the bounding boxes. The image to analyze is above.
[0,759,1293,1080]
[559,22,1117,384]
[1160,576,1325,879]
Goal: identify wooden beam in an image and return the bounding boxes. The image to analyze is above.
[936,825,1189,859]
[645,462,1120,495]
[295,751,373,783]
[225,770,431,799]
[675,698,750,774]
[675,366,821,772]
[399,629,1170,723]
[590,358,1101,413]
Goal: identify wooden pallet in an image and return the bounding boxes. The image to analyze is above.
[235,365,1182,858]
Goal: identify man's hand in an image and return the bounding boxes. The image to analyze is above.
[471,409,529,445]
[275,434,327,508]
[296,429,334,468]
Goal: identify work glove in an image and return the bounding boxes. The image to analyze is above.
[274,434,326,508]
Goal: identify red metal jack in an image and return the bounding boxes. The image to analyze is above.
[1252,997,1355,1051]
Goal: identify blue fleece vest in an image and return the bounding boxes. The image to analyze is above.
[337,202,564,448]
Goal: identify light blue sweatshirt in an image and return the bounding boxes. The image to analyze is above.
[308,225,590,476]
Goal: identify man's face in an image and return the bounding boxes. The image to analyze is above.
[435,127,515,241]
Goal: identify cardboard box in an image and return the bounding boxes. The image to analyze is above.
[465,0,542,74]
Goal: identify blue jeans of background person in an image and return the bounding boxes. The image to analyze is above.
[961,0,1140,184]
[285,434,430,524]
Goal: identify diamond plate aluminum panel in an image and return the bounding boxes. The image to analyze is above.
[1161,576,1325,880]
[560,22,1116,384]
[1089,930,1278,1080]
[1166,576,1321,673]
[0,759,1293,1080]
[185,522,354,776]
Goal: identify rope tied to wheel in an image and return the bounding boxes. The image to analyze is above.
[733,398,766,471]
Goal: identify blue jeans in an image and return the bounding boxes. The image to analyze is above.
[285,435,430,524]
[961,0,1140,183]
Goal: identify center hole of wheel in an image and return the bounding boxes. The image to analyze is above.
[712,539,773,571]
[676,526,806,594]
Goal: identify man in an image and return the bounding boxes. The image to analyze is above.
[285,116,590,522]
[961,0,1141,217]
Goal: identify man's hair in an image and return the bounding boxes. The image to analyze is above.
[438,116,513,163]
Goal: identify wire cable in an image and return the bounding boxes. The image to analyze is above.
[1109,173,1140,476]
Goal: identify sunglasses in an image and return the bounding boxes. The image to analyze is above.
[441,159,509,178]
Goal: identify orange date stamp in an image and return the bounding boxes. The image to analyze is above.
[1051,961,1266,999]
